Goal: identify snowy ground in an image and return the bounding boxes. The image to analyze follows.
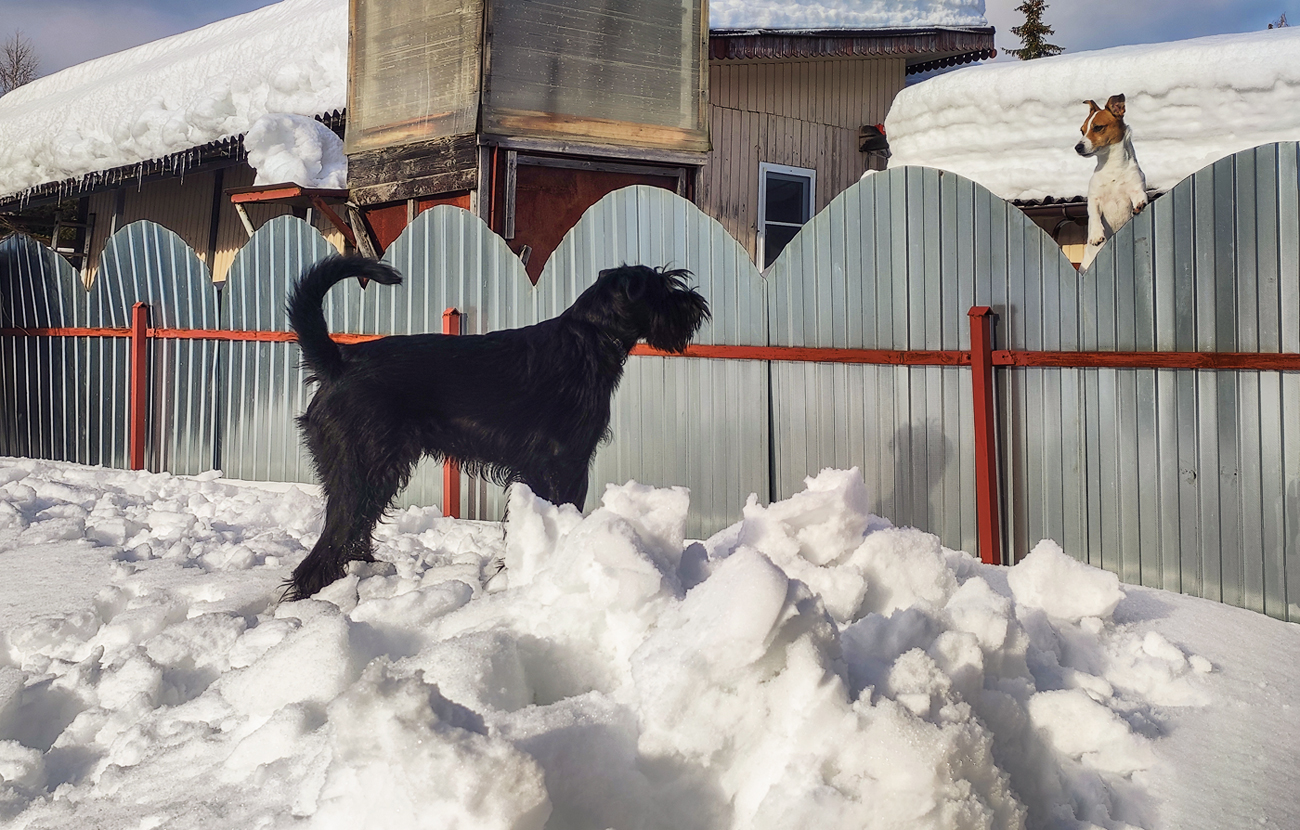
[0,457,1296,829]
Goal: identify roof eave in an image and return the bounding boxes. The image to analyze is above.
[0,110,345,211]
[706,26,997,65]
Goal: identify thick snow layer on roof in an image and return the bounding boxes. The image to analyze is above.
[0,0,346,199]
[884,27,1300,202]
[710,0,986,30]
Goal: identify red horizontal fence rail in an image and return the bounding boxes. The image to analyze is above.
[8,304,1300,566]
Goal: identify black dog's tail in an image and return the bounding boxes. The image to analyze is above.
[287,255,402,381]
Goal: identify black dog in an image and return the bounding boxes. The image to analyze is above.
[283,254,709,600]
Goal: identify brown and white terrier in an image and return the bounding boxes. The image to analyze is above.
[1075,93,1148,269]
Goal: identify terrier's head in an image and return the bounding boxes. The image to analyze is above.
[1075,93,1129,157]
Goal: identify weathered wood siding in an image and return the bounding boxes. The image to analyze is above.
[85,164,344,284]
[698,57,905,262]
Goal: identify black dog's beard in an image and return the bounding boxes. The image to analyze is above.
[282,257,710,600]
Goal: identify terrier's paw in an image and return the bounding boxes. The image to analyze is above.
[1088,235,1105,248]
[1132,198,1147,214]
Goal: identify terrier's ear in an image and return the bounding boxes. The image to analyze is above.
[1084,100,1101,113]
[1105,94,1127,118]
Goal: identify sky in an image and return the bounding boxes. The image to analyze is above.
[1,0,1299,77]
[983,0,1299,57]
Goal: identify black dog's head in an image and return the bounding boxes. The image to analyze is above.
[569,265,711,353]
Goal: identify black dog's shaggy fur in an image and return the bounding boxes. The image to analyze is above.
[283,254,710,600]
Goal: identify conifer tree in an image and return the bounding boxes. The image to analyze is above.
[1008,0,1063,61]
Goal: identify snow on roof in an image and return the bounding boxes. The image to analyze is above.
[710,0,986,30]
[0,0,347,200]
[0,0,987,201]
[884,27,1300,203]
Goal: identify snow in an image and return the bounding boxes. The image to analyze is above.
[710,0,986,31]
[245,113,347,190]
[0,0,347,199]
[884,27,1300,202]
[0,457,1296,829]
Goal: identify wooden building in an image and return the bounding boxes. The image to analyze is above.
[701,29,994,267]
[0,4,994,283]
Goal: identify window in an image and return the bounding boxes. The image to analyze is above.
[758,163,816,269]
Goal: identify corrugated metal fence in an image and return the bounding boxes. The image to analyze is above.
[1,143,1297,621]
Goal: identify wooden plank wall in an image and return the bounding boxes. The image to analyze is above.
[698,57,906,262]
[84,164,344,285]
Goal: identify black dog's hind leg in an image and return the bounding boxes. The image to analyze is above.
[286,435,419,601]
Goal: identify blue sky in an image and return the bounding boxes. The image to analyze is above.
[1,0,1298,76]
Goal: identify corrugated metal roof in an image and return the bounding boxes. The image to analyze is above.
[707,27,995,63]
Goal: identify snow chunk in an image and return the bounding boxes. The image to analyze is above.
[1027,689,1155,775]
[245,113,346,189]
[312,661,551,830]
[1008,540,1125,622]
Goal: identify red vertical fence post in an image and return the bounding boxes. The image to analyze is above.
[129,302,150,471]
[442,308,462,519]
[967,306,1003,566]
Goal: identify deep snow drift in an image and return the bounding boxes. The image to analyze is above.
[0,458,1296,829]
[885,27,1300,201]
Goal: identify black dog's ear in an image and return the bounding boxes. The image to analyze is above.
[597,266,645,302]
[624,272,646,303]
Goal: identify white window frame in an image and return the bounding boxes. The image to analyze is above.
[757,162,816,270]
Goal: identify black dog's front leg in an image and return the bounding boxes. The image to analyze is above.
[284,428,416,601]
[520,451,591,510]
[284,495,376,601]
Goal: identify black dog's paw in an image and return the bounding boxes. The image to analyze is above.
[278,577,308,604]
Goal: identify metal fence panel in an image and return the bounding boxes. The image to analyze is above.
[0,236,95,462]
[766,167,1076,557]
[5,146,1300,622]
[96,221,221,475]
[539,186,768,537]
[220,216,337,485]
[1059,142,1300,620]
